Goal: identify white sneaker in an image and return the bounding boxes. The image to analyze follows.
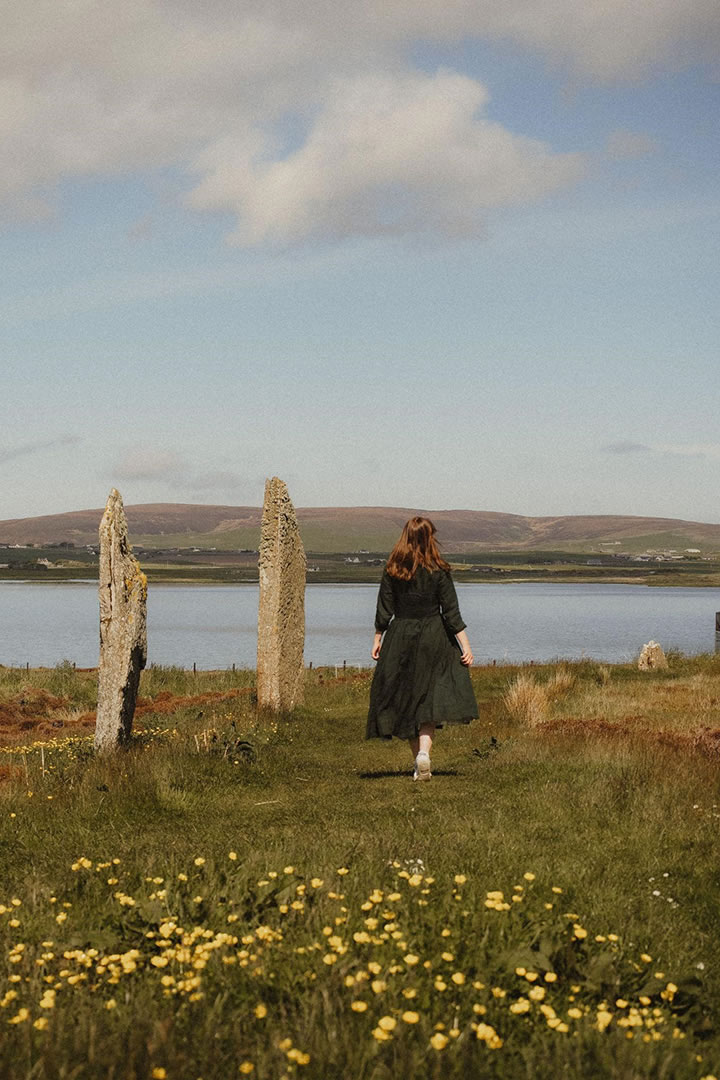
[413,751,431,782]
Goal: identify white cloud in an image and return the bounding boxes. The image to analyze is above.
[602,441,652,454]
[0,435,80,466]
[113,447,247,492]
[0,0,717,241]
[655,443,720,459]
[605,130,659,160]
[603,441,720,460]
[115,449,185,483]
[187,70,585,245]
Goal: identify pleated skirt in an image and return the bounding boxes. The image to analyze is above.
[366,614,479,740]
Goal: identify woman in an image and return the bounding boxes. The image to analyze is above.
[366,516,478,780]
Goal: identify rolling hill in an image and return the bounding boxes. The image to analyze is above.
[2,504,720,554]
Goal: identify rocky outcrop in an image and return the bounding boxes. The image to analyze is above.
[257,478,305,711]
[638,640,668,671]
[95,489,147,751]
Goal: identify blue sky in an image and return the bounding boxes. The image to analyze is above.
[2,0,718,522]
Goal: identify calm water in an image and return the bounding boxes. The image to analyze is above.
[1,582,719,669]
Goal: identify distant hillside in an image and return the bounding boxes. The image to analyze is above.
[2,503,720,554]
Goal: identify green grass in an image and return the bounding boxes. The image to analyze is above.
[1,660,719,1078]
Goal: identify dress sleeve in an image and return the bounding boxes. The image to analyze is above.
[374,570,395,632]
[438,570,466,634]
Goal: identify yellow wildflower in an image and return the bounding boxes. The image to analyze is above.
[596,1009,613,1032]
[510,998,530,1014]
[430,1033,449,1050]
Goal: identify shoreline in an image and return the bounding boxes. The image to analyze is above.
[3,576,720,588]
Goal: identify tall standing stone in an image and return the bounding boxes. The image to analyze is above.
[257,477,306,711]
[95,489,148,751]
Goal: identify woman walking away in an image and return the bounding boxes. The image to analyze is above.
[366,516,478,780]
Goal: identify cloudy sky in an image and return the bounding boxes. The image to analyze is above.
[2,0,718,522]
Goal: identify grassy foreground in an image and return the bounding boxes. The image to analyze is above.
[1,659,719,1079]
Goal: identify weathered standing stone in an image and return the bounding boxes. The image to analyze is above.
[95,489,147,751]
[638,640,668,671]
[257,477,306,711]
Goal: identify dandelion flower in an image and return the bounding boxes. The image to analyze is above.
[239,1065,254,1075]
[523,872,536,881]
[402,1011,420,1024]
[351,1001,368,1012]
[194,857,206,867]
[228,852,238,861]
[430,1033,449,1050]
[378,1016,397,1031]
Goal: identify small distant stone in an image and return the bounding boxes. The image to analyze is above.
[638,641,668,671]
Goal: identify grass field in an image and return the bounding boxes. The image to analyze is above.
[1,658,719,1079]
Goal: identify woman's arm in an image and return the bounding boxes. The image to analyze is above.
[439,571,473,664]
[455,629,473,666]
[372,570,394,660]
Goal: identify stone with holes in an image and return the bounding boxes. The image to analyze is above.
[257,477,306,711]
[637,640,668,671]
[95,489,147,751]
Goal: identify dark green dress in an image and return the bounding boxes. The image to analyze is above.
[366,567,479,740]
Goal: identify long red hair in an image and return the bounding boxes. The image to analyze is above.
[386,516,450,580]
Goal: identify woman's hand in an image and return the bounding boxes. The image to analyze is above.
[455,630,473,666]
[371,631,383,660]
